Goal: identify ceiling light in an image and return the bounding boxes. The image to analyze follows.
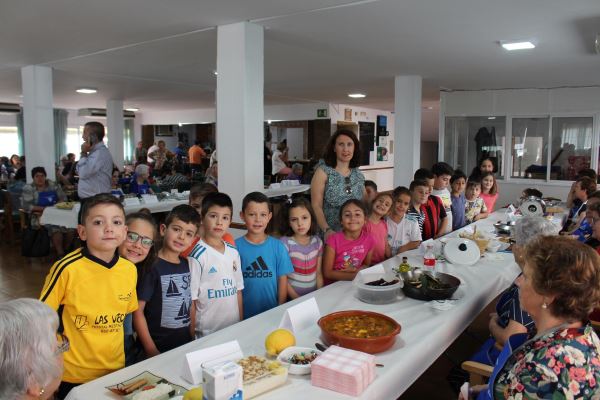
[488,116,496,120]
[348,93,366,98]
[500,41,535,51]
[125,107,139,112]
[76,88,97,94]
[213,70,218,76]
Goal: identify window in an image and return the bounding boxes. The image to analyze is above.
[549,117,593,181]
[0,126,20,156]
[511,117,549,179]
[66,127,83,160]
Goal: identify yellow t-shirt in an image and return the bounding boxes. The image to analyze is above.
[40,248,138,384]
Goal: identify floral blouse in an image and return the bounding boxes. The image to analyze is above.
[493,324,600,399]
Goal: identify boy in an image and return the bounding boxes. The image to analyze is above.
[450,170,467,231]
[464,180,488,223]
[134,205,200,357]
[364,180,378,203]
[431,162,454,233]
[40,194,138,398]
[412,169,448,240]
[386,186,422,255]
[181,183,235,257]
[188,192,244,337]
[235,192,294,319]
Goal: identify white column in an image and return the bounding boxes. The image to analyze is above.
[107,99,124,170]
[393,75,422,188]
[216,22,264,219]
[21,65,55,182]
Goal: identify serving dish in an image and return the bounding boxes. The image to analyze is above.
[352,273,402,304]
[400,269,461,301]
[106,371,187,399]
[276,346,322,375]
[317,310,401,354]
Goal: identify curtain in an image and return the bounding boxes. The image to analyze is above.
[124,119,134,164]
[16,111,24,155]
[53,109,68,163]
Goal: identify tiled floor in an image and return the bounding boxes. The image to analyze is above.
[0,242,495,399]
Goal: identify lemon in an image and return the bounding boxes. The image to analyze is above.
[264,328,295,356]
[183,387,203,400]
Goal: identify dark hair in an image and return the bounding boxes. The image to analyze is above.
[577,168,597,181]
[338,198,368,221]
[79,193,125,225]
[242,191,271,212]
[125,212,158,277]
[480,171,498,195]
[189,183,218,202]
[392,186,411,200]
[31,166,46,179]
[587,201,600,215]
[576,176,597,197]
[409,179,429,192]
[450,170,467,184]
[525,235,600,321]
[322,129,361,168]
[201,192,233,218]
[466,180,481,191]
[469,157,496,180]
[164,204,200,228]
[364,180,378,191]
[522,188,543,198]
[84,121,105,142]
[588,190,600,201]
[413,168,434,181]
[431,162,454,177]
[279,197,318,236]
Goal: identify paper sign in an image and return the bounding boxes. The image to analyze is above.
[279,297,321,334]
[181,340,243,385]
[124,197,140,207]
[141,194,159,204]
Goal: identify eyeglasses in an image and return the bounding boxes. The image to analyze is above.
[56,333,70,355]
[126,232,154,248]
[344,176,352,195]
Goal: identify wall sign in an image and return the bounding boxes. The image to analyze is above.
[317,109,328,118]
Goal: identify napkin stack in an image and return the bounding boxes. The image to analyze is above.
[310,345,375,396]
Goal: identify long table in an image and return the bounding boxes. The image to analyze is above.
[65,211,521,399]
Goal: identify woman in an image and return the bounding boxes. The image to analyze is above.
[0,298,66,399]
[311,129,366,236]
[272,141,292,176]
[467,236,600,399]
[129,164,153,195]
[563,176,596,240]
[22,166,72,256]
[468,157,495,182]
[584,201,600,254]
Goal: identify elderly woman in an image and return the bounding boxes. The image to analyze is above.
[311,129,366,237]
[466,236,600,399]
[0,298,66,399]
[22,166,72,256]
[129,164,153,195]
[272,141,291,176]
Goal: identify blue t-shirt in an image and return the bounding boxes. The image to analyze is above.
[451,193,467,231]
[235,236,294,319]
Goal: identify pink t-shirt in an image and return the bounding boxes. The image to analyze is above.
[480,192,499,213]
[364,219,387,264]
[326,230,375,272]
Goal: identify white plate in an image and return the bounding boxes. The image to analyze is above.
[443,238,480,266]
[276,346,321,375]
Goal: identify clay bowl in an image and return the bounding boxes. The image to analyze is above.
[317,310,401,354]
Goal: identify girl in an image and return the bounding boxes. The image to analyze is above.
[480,171,499,212]
[323,199,374,283]
[464,180,489,224]
[279,197,324,299]
[468,157,495,182]
[364,192,393,264]
[450,170,467,230]
[118,211,157,366]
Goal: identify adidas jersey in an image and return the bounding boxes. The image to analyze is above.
[188,239,244,337]
[40,248,138,384]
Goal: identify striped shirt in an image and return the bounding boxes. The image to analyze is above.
[496,280,535,334]
[422,196,447,240]
[280,236,323,296]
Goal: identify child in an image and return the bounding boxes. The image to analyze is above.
[182,183,235,257]
[118,211,157,366]
[412,169,448,239]
[235,192,294,319]
[386,186,421,255]
[188,192,244,337]
[431,162,454,234]
[464,180,489,224]
[364,180,378,203]
[279,197,324,299]
[365,192,393,264]
[134,205,200,357]
[450,170,467,231]
[480,171,499,212]
[323,199,374,282]
[40,194,138,397]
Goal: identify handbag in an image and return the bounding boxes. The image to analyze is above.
[21,226,51,257]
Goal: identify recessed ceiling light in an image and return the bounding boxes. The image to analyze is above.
[348,93,366,98]
[125,107,139,112]
[500,41,535,51]
[488,116,496,120]
[213,70,218,76]
[76,88,97,94]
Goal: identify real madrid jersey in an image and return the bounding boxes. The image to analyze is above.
[188,239,244,337]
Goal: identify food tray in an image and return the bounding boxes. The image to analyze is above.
[237,356,288,399]
[106,371,187,399]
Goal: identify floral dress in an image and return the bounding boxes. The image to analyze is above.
[318,161,365,232]
[492,324,600,399]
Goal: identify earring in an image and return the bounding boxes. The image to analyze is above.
[542,302,548,309]
[39,388,45,397]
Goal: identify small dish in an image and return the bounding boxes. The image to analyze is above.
[277,346,322,375]
[106,371,187,399]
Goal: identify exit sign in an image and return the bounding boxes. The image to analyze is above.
[317,109,328,118]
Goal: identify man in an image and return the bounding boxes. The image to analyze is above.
[134,141,147,166]
[76,121,114,201]
[188,139,206,175]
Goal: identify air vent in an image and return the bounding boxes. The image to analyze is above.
[77,108,135,118]
[0,103,21,114]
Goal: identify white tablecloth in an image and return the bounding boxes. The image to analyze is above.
[40,198,189,229]
[263,184,310,198]
[65,211,520,400]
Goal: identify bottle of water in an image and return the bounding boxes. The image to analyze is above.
[423,244,436,270]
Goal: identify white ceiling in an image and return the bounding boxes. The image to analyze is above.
[1,0,600,141]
